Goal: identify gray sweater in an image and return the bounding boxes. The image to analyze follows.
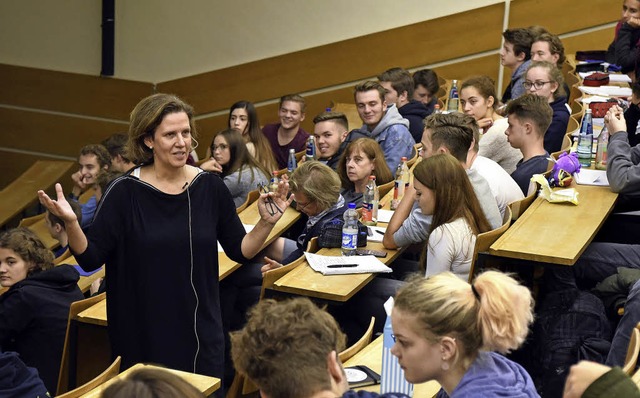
[607,131,640,196]
[223,166,269,208]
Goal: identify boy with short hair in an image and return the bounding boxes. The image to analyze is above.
[262,94,309,169]
[501,28,535,102]
[505,93,553,195]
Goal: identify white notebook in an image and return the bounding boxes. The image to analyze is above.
[574,169,609,186]
[305,252,392,275]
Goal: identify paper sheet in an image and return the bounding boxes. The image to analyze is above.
[304,252,392,275]
[367,226,387,243]
[377,209,394,223]
[579,86,632,97]
[574,169,609,186]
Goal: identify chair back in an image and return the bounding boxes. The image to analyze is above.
[332,102,363,133]
[469,206,512,282]
[623,323,640,375]
[570,97,584,119]
[56,356,121,398]
[565,116,580,136]
[339,317,375,362]
[236,189,260,214]
[57,292,107,395]
[508,186,537,222]
[378,180,395,199]
[54,248,72,265]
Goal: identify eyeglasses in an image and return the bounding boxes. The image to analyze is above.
[257,183,283,217]
[295,199,313,212]
[523,80,552,90]
[212,144,229,151]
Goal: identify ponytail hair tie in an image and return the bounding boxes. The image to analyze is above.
[471,284,481,301]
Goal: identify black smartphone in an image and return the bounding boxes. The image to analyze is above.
[355,249,387,258]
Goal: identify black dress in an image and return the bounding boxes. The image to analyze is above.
[75,170,247,378]
[0,265,84,392]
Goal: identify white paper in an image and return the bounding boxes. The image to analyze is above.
[367,226,387,243]
[377,209,394,223]
[579,86,632,97]
[304,252,392,275]
[579,72,632,83]
[574,169,609,186]
[218,224,255,252]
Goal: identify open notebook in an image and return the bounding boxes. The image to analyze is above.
[305,252,392,275]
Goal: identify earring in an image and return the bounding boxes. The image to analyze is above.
[441,359,449,371]
[148,146,153,150]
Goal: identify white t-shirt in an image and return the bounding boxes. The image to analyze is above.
[471,155,524,218]
[426,218,476,280]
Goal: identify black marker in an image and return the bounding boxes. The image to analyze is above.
[327,264,358,268]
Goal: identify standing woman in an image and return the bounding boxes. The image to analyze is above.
[38,94,291,381]
[391,270,537,397]
[524,61,570,153]
[337,137,393,207]
[211,128,270,208]
[413,154,491,280]
[460,76,523,174]
[0,228,84,392]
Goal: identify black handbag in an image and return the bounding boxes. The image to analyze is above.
[318,219,368,248]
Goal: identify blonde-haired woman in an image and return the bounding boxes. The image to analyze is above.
[392,270,537,398]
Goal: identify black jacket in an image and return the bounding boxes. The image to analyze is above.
[0,265,84,393]
[0,351,49,398]
[399,100,430,143]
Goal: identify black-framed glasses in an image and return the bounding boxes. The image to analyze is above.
[523,80,552,90]
[257,183,283,217]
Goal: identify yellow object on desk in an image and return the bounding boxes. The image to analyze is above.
[79,363,221,397]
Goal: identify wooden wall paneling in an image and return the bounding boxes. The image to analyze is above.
[157,4,505,116]
[561,29,616,54]
[0,64,153,120]
[3,108,127,157]
[433,55,501,85]
[509,0,619,33]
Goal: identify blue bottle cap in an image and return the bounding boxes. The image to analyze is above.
[348,203,356,209]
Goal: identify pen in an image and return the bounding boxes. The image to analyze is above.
[375,230,385,235]
[327,264,358,268]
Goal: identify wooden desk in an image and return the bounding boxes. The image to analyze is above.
[489,183,617,265]
[79,363,220,397]
[0,160,74,227]
[77,299,108,327]
[344,335,441,396]
[272,242,403,302]
[219,202,301,279]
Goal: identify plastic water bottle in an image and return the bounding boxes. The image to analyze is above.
[305,136,317,161]
[287,148,297,173]
[447,80,459,112]
[269,170,279,193]
[391,157,409,210]
[341,203,358,256]
[362,176,379,226]
[434,104,442,114]
[577,109,594,168]
[595,125,609,170]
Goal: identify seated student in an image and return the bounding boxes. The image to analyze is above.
[625,82,640,147]
[505,94,553,195]
[564,360,640,398]
[353,81,414,172]
[412,68,440,114]
[101,133,136,172]
[0,228,84,393]
[44,200,82,259]
[460,76,523,173]
[0,350,49,397]
[530,32,570,95]
[378,67,430,143]
[466,117,525,219]
[501,28,535,102]
[524,61,570,153]
[208,129,270,208]
[412,154,491,279]
[230,100,278,173]
[392,271,537,398]
[68,144,111,228]
[606,0,640,81]
[262,94,309,169]
[383,112,502,251]
[101,367,205,398]
[312,111,349,170]
[337,138,393,207]
[231,297,411,398]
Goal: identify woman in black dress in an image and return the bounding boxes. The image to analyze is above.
[38,93,292,381]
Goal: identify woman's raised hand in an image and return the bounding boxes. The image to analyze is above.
[38,183,79,224]
[257,179,294,225]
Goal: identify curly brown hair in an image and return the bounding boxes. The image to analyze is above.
[0,228,54,276]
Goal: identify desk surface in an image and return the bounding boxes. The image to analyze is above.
[344,335,441,396]
[0,160,74,226]
[79,363,220,397]
[272,241,403,302]
[489,183,617,265]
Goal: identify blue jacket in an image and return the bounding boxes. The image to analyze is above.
[544,96,570,154]
[436,351,539,398]
[0,351,49,398]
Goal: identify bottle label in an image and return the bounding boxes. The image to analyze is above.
[393,180,405,200]
[362,203,373,223]
[342,232,357,250]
